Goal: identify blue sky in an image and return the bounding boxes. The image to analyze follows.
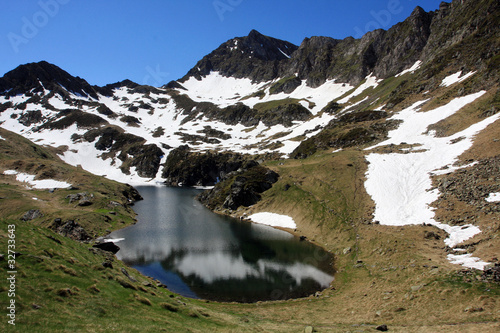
[1,0,444,86]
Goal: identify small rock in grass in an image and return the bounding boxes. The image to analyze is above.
[376,324,388,331]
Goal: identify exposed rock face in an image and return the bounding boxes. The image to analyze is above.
[0,61,105,99]
[280,6,434,86]
[198,161,279,211]
[38,109,108,130]
[290,110,393,159]
[19,110,44,126]
[179,29,298,83]
[434,155,500,226]
[121,185,143,203]
[81,126,164,178]
[178,0,498,88]
[482,263,500,283]
[162,145,248,187]
[174,94,312,128]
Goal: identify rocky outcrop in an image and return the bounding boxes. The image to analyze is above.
[162,146,248,187]
[93,241,120,254]
[51,219,91,241]
[176,94,312,128]
[434,155,500,226]
[19,110,44,126]
[20,209,43,221]
[81,126,164,179]
[198,161,279,211]
[67,192,94,206]
[290,110,393,159]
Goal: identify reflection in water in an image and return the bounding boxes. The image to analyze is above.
[110,186,335,302]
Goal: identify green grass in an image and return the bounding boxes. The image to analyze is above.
[0,218,259,332]
[252,98,302,112]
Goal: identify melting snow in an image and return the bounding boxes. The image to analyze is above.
[447,253,490,270]
[486,192,500,202]
[338,74,381,104]
[440,71,476,87]
[248,212,297,229]
[395,60,422,77]
[3,170,71,189]
[364,91,500,269]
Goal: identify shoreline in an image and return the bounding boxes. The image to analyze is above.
[107,183,337,304]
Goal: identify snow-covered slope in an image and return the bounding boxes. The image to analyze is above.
[0,62,386,185]
[364,92,500,270]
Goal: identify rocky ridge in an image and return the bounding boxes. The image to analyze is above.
[178,0,499,88]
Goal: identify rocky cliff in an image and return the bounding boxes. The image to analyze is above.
[178,0,498,88]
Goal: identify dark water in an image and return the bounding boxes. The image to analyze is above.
[109,186,335,303]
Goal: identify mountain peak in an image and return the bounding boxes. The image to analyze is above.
[248,29,263,38]
[179,30,298,83]
[0,61,99,98]
[410,5,426,17]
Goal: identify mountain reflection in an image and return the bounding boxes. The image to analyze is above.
[110,186,334,302]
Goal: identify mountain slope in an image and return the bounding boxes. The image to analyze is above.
[1,0,500,330]
[0,0,498,186]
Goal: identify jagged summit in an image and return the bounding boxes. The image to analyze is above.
[0,61,102,99]
[242,29,297,60]
[175,0,498,88]
[179,29,298,83]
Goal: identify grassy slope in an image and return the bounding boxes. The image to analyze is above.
[225,150,499,332]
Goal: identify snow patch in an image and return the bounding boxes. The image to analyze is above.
[486,192,500,203]
[248,212,297,229]
[364,91,499,269]
[338,73,381,104]
[278,47,291,59]
[395,60,422,77]
[3,170,71,189]
[440,71,476,87]
[180,72,263,107]
[447,253,490,270]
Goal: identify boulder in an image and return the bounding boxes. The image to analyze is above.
[51,220,91,241]
[20,209,43,221]
[93,241,120,254]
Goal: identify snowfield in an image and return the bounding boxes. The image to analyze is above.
[364,91,500,270]
[0,71,385,184]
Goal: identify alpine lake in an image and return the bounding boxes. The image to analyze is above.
[109,186,335,303]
